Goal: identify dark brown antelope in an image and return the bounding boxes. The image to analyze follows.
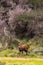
[18,44,29,55]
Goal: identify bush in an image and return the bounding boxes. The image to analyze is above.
[14,13,35,39]
[0,49,18,57]
[20,0,43,9]
[8,39,19,49]
[31,47,43,55]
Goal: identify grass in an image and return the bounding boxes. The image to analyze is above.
[0,48,43,58]
[0,58,43,65]
[0,37,43,58]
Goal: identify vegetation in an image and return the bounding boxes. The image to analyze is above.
[0,0,43,57]
[29,0,43,9]
[19,0,43,9]
[0,59,43,65]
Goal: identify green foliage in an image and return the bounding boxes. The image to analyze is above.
[22,0,43,9]
[8,38,19,49]
[29,9,43,17]
[16,13,33,27]
[15,10,43,39]
[0,37,43,57]
[15,13,34,38]
[0,60,43,65]
[0,0,43,57]
[0,49,18,57]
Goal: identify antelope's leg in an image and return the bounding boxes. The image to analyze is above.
[22,50,23,54]
[25,50,28,55]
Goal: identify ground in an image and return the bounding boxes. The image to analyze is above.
[0,57,43,65]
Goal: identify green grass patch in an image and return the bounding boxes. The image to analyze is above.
[0,59,43,65]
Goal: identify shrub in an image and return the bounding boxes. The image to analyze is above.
[20,0,43,9]
[14,13,35,39]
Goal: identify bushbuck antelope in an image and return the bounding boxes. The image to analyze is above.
[18,44,29,55]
